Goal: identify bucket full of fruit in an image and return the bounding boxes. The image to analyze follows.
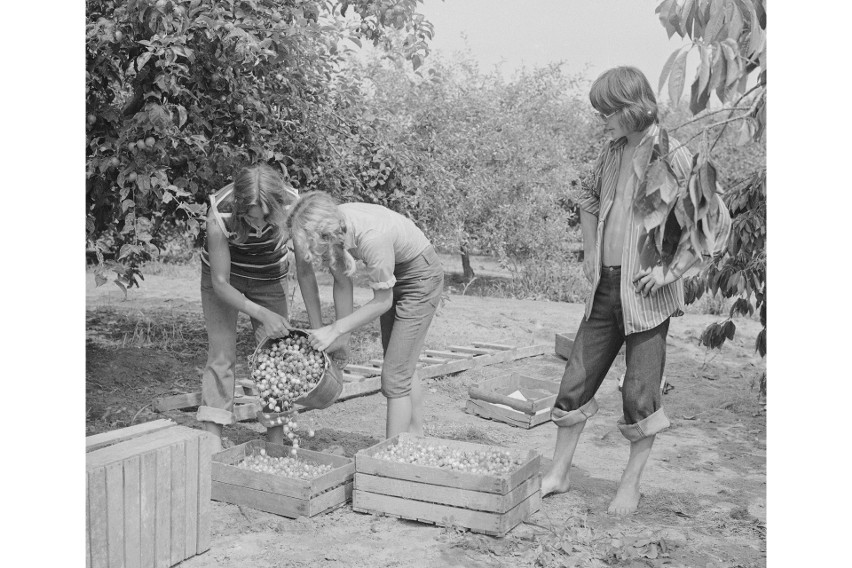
[249,329,344,421]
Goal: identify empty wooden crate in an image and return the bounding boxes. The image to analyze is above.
[211,440,354,518]
[353,433,541,537]
[466,372,560,428]
[85,419,216,568]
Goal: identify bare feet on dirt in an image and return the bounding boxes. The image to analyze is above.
[540,471,571,498]
[607,481,641,515]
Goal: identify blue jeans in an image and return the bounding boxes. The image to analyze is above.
[551,266,671,441]
[197,265,289,426]
[379,246,444,398]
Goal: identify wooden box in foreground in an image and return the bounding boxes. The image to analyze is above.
[85,419,215,568]
[353,433,541,537]
[211,440,354,518]
[466,372,559,429]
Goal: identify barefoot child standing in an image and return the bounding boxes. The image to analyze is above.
[197,164,300,452]
[541,67,731,514]
[287,192,443,439]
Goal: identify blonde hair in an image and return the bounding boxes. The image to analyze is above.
[286,191,357,276]
[229,164,299,244]
[589,66,658,132]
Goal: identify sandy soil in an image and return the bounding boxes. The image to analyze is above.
[86,261,766,568]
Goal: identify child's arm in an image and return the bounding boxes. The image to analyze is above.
[308,283,392,352]
[206,211,292,337]
[293,236,324,329]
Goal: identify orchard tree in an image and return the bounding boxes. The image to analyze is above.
[649,0,766,389]
[86,0,433,294]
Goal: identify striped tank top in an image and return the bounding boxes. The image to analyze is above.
[200,184,290,281]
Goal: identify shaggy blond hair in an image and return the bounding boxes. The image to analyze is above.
[286,191,357,276]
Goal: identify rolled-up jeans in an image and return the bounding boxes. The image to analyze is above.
[197,264,289,426]
[379,246,444,398]
[551,266,671,441]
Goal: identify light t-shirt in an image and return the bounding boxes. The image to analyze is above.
[340,203,431,290]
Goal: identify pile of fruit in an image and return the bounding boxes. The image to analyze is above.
[251,334,325,454]
[238,448,333,479]
[373,438,525,476]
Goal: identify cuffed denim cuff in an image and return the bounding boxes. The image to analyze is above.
[551,398,599,427]
[196,405,236,426]
[617,407,670,442]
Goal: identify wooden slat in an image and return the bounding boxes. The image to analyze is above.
[210,481,309,518]
[183,436,199,562]
[352,489,539,537]
[154,445,171,568]
[307,481,353,517]
[123,455,142,568]
[88,467,109,568]
[105,462,124,568]
[339,376,382,401]
[345,364,382,377]
[448,345,498,355]
[87,472,91,568]
[467,387,536,414]
[170,441,187,567]
[86,420,177,452]
[233,402,260,421]
[471,342,515,351]
[418,344,550,380]
[196,433,214,554]
[140,452,157,568]
[465,399,537,429]
[419,355,449,364]
[354,472,539,513]
[424,350,474,360]
[212,462,311,501]
[154,392,201,412]
[87,427,202,470]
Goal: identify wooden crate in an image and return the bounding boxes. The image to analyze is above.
[211,440,354,518]
[353,433,541,537]
[86,420,215,568]
[466,372,560,429]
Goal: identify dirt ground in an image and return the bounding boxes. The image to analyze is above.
[86,258,766,568]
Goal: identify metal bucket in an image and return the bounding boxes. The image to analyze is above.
[250,329,344,416]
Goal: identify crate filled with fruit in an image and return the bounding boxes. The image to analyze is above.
[353,433,541,537]
[211,439,355,518]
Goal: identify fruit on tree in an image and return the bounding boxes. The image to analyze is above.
[87,114,97,126]
[145,136,156,147]
[136,139,147,150]
[127,172,138,182]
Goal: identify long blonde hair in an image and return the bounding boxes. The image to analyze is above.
[286,191,357,276]
[228,164,299,244]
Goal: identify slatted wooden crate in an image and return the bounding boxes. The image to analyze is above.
[86,420,215,568]
[466,372,560,429]
[353,433,541,537]
[554,332,576,360]
[211,440,354,518]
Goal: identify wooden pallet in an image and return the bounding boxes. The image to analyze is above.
[353,433,541,537]
[86,420,215,568]
[211,441,355,518]
[466,373,560,429]
[152,343,549,418]
[337,342,550,401]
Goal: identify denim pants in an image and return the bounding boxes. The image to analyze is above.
[551,266,671,441]
[197,265,289,425]
[379,246,444,398]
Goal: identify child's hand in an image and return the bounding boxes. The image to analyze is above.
[259,309,293,339]
[632,265,679,297]
[307,324,341,352]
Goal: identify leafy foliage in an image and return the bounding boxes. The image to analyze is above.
[86,0,432,293]
[652,0,766,369]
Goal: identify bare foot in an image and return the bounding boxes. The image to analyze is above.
[541,470,571,498]
[607,481,640,515]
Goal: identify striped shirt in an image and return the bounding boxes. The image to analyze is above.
[201,184,290,281]
[574,124,731,334]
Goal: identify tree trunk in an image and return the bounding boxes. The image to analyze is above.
[460,247,475,280]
